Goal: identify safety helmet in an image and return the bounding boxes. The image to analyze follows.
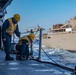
[13,14,20,21]
[29,33,35,41]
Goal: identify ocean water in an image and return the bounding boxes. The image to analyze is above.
[32,42,76,75]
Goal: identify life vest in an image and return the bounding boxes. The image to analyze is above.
[18,35,31,45]
[6,18,16,36]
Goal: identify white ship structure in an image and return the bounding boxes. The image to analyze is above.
[42,16,76,51]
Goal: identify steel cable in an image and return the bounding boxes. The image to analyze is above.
[32,39,75,72]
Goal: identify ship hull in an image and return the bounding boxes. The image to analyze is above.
[42,32,76,51]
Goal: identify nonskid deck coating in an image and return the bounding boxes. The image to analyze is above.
[0,50,70,75]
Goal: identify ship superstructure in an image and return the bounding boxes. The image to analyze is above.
[42,16,76,51]
[0,0,13,19]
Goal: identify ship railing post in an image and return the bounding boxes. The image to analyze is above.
[36,28,42,61]
[39,28,42,60]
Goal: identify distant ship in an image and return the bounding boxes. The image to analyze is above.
[42,16,76,51]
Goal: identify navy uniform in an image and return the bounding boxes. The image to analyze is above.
[2,14,20,60]
[16,33,35,60]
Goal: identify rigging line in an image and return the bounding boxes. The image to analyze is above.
[32,38,71,67]
[41,47,75,71]
[32,40,75,72]
[34,29,39,35]
[33,39,60,64]
[35,40,59,64]
[41,47,59,65]
[34,59,75,72]
[32,39,39,45]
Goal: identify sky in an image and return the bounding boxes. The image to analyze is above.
[5,0,76,32]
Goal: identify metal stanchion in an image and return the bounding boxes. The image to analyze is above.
[36,28,42,60]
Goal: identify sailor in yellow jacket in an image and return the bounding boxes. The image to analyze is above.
[16,33,35,60]
[2,14,21,60]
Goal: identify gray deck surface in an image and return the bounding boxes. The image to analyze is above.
[0,50,70,75]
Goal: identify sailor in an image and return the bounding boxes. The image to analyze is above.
[2,14,20,60]
[16,33,35,60]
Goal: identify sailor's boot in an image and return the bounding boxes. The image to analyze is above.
[23,55,26,60]
[19,55,23,60]
[5,53,14,60]
[16,55,23,60]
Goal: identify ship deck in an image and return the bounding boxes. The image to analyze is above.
[0,50,70,75]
